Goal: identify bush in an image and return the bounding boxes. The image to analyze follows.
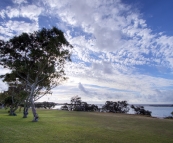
[131,105,152,116]
[103,101,129,113]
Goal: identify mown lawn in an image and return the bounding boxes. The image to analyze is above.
[0,109,173,143]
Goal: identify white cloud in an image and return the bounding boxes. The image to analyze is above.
[42,0,173,103]
[20,5,43,21]
[5,6,20,18]
[12,0,28,5]
[0,20,39,40]
[0,0,173,104]
[0,10,6,19]
[0,4,43,22]
[0,67,10,91]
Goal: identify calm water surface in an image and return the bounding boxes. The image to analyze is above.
[128,105,173,118]
[143,106,173,118]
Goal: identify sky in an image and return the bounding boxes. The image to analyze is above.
[0,0,173,104]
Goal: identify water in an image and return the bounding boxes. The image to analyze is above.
[126,105,173,118]
[142,106,173,118]
[53,105,63,109]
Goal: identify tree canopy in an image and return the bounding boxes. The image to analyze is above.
[103,101,129,113]
[0,27,72,121]
[69,96,98,111]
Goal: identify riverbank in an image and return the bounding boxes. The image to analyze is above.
[0,109,173,143]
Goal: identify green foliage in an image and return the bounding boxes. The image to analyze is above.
[0,92,7,105]
[0,27,72,121]
[34,102,56,109]
[0,81,28,116]
[69,96,98,111]
[131,105,152,116]
[0,27,72,89]
[103,100,129,113]
[70,95,82,110]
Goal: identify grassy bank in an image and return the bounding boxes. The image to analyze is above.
[0,109,173,143]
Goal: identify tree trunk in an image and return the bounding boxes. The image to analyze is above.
[23,100,29,118]
[23,107,28,118]
[27,84,39,122]
[30,97,38,122]
[9,106,17,116]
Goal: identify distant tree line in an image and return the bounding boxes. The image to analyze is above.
[61,95,98,111]
[2,93,173,119]
[0,96,56,111]
[60,96,152,117]
[34,102,56,109]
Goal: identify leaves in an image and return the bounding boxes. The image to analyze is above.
[0,27,72,110]
[103,100,129,113]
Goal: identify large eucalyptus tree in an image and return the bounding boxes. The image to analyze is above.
[0,27,72,121]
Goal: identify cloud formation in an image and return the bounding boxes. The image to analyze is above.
[0,0,173,104]
[78,83,88,94]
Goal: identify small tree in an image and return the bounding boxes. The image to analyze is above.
[103,101,129,113]
[86,104,98,111]
[0,27,72,121]
[131,105,152,116]
[70,95,81,111]
[0,81,27,116]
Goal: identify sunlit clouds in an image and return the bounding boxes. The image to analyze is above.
[0,0,173,104]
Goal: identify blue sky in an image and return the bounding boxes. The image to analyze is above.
[0,0,173,104]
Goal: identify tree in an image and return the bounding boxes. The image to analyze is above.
[0,85,25,114]
[103,101,129,113]
[70,95,82,111]
[0,91,8,109]
[0,27,72,121]
[3,80,28,116]
[34,102,56,109]
[85,104,98,111]
[102,101,114,112]
[131,105,152,116]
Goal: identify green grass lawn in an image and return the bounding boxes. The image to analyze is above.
[0,109,173,143]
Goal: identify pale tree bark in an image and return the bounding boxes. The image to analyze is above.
[31,97,38,122]
[29,84,39,122]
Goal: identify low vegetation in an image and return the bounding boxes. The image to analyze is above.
[131,105,152,116]
[0,109,173,143]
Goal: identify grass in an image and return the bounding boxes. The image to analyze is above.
[0,109,173,143]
